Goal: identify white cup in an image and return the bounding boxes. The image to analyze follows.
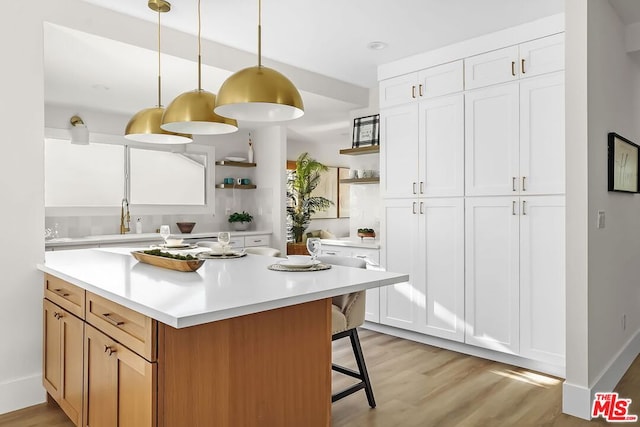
[348,169,357,179]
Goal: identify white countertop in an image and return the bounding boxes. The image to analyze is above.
[45,230,271,248]
[38,248,407,329]
[320,237,380,249]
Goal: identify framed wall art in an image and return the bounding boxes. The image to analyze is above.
[352,114,380,148]
[608,132,639,193]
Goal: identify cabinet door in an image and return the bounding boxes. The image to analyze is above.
[352,248,381,323]
[380,104,420,198]
[518,33,564,78]
[379,72,418,108]
[519,196,565,365]
[464,45,519,90]
[416,198,465,342]
[420,94,464,197]
[84,325,156,427]
[465,83,519,196]
[465,197,519,354]
[379,199,422,329]
[417,60,463,99]
[43,299,84,427]
[519,72,565,195]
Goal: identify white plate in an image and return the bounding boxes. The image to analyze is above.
[279,259,320,269]
[162,243,194,249]
[225,156,246,162]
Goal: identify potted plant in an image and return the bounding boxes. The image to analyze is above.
[228,211,253,231]
[287,152,334,243]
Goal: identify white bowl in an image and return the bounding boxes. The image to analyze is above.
[165,238,184,246]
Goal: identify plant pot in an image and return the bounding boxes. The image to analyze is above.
[232,222,250,231]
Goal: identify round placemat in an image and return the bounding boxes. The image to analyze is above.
[268,262,332,272]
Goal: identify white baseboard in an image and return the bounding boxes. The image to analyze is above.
[362,321,566,377]
[562,329,640,420]
[0,374,45,415]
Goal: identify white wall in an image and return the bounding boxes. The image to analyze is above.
[564,0,640,419]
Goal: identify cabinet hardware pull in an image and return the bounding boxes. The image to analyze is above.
[420,202,424,214]
[512,177,517,192]
[419,84,423,97]
[522,176,527,191]
[326,251,337,255]
[54,312,62,320]
[521,59,526,74]
[412,202,417,214]
[419,181,424,194]
[253,240,262,243]
[512,200,517,215]
[511,61,516,76]
[412,182,417,194]
[411,85,416,98]
[104,345,116,356]
[52,288,70,298]
[522,200,527,215]
[355,255,367,259]
[101,313,125,327]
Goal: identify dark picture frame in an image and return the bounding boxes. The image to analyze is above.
[352,114,380,148]
[608,132,640,193]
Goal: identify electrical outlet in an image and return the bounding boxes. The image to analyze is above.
[597,211,605,229]
[225,208,231,215]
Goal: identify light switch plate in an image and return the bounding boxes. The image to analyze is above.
[597,210,605,229]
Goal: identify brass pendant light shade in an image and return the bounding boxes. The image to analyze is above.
[214,0,304,122]
[161,0,238,135]
[125,107,192,144]
[124,0,193,144]
[161,90,237,134]
[215,65,304,122]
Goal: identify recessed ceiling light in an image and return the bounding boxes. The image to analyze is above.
[367,41,388,51]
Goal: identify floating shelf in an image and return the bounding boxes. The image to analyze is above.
[339,177,380,184]
[215,160,256,167]
[339,146,380,156]
[215,184,257,189]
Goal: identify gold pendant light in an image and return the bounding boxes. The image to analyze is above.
[125,0,192,144]
[161,0,238,135]
[214,0,304,122]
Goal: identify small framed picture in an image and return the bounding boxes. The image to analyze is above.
[608,132,639,193]
[352,114,380,148]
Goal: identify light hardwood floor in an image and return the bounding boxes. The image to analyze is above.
[1,329,638,426]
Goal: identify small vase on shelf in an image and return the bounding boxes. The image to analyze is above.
[248,133,254,163]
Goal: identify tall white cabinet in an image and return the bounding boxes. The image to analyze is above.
[378,30,566,372]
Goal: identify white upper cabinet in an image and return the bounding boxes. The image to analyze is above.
[465,33,564,90]
[380,60,463,109]
[519,72,565,195]
[465,83,520,196]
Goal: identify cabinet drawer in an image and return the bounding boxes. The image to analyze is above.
[86,292,156,362]
[228,236,245,249]
[320,246,351,257]
[245,235,271,247]
[351,248,380,265]
[44,275,85,319]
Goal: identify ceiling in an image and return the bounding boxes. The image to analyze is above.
[45,0,566,144]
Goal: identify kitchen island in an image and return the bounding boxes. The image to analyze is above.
[38,248,408,427]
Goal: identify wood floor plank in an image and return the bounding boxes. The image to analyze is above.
[2,329,638,426]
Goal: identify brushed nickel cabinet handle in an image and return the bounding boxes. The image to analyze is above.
[419,182,424,194]
[522,176,527,191]
[413,202,417,215]
[101,312,125,327]
[326,251,337,255]
[54,312,62,320]
[522,200,527,215]
[512,177,517,192]
[355,255,367,259]
[419,84,423,97]
[521,59,526,74]
[419,202,424,215]
[512,200,517,216]
[52,288,70,298]
[104,345,116,356]
[511,61,516,76]
[411,85,416,99]
[412,182,417,194]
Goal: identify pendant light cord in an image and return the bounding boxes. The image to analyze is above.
[258,0,262,67]
[197,0,202,91]
[157,7,162,107]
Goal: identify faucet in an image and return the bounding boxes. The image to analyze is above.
[120,198,130,234]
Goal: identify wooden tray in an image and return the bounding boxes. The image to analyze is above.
[131,251,205,272]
